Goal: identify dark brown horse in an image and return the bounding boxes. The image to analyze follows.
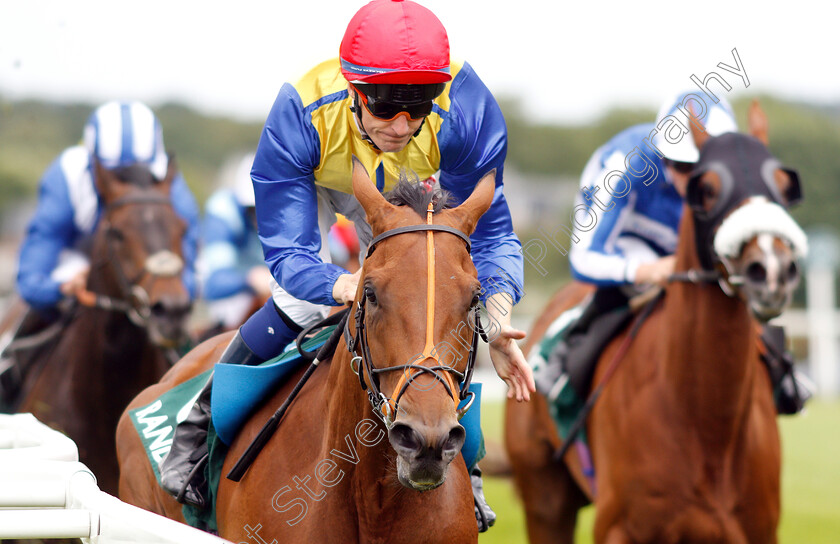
[117,161,496,542]
[505,103,806,543]
[16,159,191,495]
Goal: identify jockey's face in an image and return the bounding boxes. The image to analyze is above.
[353,89,425,152]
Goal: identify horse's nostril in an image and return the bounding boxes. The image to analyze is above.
[787,261,799,283]
[442,425,466,455]
[745,262,767,283]
[151,300,192,319]
[389,423,424,456]
[151,302,167,317]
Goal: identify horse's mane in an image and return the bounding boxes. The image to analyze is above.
[385,170,452,217]
[111,164,157,188]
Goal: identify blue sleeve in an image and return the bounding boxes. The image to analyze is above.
[170,173,200,299]
[200,196,250,300]
[567,148,639,287]
[16,158,77,309]
[437,63,524,304]
[251,83,348,306]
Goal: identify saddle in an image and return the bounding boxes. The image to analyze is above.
[533,287,638,406]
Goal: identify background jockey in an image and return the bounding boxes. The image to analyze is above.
[160,0,535,532]
[16,100,199,315]
[532,92,736,402]
[1,100,199,404]
[534,91,809,415]
[198,153,272,334]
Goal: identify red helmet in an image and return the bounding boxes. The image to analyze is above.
[339,0,451,85]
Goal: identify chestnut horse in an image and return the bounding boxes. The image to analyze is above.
[16,159,191,495]
[505,103,806,543]
[117,161,495,543]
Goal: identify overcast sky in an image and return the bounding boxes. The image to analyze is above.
[1,0,837,125]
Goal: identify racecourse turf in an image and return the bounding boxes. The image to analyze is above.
[478,399,840,543]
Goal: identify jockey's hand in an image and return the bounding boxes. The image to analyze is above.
[59,269,89,298]
[489,327,534,402]
[634,255,676,286]
[332,268,362,305]
[485,292,536,402]
[246,266,273,299]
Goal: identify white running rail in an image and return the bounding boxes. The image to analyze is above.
[0,413,231,543]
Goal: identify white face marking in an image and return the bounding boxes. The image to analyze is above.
[757,233,779,291]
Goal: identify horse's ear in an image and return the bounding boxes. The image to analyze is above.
[748,100,769,145]
[351,157,395,226]
[688,103,710,151]
[450,169,496,235]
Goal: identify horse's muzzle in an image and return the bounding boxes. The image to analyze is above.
[147,297,192,348]
[388,420,466,491]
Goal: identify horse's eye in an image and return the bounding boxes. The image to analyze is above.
[364,286,377,305]
[470,293,481,308]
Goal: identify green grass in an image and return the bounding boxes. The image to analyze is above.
[477,399,840,543]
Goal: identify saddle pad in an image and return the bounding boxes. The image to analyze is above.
[128,370,212,482]
[212,326,336,445]
[127,327,335,481]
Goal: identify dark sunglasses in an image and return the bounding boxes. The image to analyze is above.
[352,83,445,121]
[663,158,695,175]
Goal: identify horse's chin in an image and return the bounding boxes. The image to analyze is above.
[395,456,447,491]
[748,302,785,324]
[146,324,185,350]
[743,288,792,323]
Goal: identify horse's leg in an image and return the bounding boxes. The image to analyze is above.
[505,395,588,543]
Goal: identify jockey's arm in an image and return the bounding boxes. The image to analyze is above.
[435,64,531,400]
[16,155,79,310]
[251,83,351,307]
[170,172,200,300]
[485,291,535,402]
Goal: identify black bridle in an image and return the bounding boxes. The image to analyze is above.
[343,221,488,428]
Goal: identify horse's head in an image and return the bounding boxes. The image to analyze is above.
[90,158,192,347]
[686,101,807,321]
[350,159,494,491]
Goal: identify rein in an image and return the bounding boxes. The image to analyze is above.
[76,193,183,328]
[667,266,745,298]
[345,204,485,427]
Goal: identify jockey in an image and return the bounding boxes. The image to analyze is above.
[16,100,199,314]
[532,93,736,403]
[160,0,535,531]
[534,92,809,415]
[198,153,272,332]
[1,101,199,405]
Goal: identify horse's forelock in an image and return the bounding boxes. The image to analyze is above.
[385,171,452,218]
[111,164,157,188]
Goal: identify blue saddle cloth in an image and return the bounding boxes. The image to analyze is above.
[211,326,334,445]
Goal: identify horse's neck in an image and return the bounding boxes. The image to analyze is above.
[70,307,161,401]
[661,212,759,443]
[322,348,396,520]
